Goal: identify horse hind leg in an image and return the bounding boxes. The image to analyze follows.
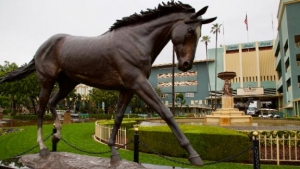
[36,79,55,157]
[48,76,78,144]
[108,90,133,164]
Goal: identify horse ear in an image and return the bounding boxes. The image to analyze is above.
[191,6,208,19]
[201,17,217,24]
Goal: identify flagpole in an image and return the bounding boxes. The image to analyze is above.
[272,14,274,40]
[223,22,225,46]
[245,12,249,42]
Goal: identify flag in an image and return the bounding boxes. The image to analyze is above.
[244,14,248,31]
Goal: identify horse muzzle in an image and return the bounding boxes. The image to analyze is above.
[178,61,192,72]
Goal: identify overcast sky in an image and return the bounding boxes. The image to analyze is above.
[0,0,279,66]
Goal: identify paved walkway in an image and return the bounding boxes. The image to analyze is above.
[142,163,188,169]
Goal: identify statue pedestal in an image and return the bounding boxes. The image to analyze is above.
[205,96,252,126]
[19,152,146,169]
[63,111,71,124]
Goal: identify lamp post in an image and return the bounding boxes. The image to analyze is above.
[73,97,77,114]
[134,127,139,163]
[64,98,67,110]
[69,98,73,113]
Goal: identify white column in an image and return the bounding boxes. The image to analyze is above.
[239,44,243,88]
[256,42,261,87]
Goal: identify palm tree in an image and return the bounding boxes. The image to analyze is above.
[210,23,222,110]
[200,36,213,111]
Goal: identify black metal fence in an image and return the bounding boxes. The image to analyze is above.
[0,127,261,169]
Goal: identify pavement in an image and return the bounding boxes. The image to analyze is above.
[142,163,188,169]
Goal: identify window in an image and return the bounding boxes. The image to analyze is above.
[199,100,203,104]
[284,40,289,56]
[287,79,291,91]
[160,94,169,98]
[296,54,300,66]
[275,42,280,57]
[294,35,300,48]
[185,93,194,98]
[285,58,290,72]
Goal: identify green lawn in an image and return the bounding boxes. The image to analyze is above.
[0,122,299,169]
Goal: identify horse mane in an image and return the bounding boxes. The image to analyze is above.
[109,1,195,31]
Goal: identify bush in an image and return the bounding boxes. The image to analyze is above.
[126,125,250,162]
[96,119,138,129]
[90,114,112,119]
[3,109,11,115]
[284,117,300,121]
[12,114,53,120]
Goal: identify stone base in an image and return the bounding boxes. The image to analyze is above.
[19,152,146,169]
[205,96,252,126]
[205,110,252,126]
[63,111,71,124]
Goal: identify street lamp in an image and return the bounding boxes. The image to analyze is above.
[69,98,73,113]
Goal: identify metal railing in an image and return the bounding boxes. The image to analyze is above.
[94,122,127,148]
[259,134,300,165]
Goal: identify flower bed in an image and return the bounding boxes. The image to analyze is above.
[0,128,24,136]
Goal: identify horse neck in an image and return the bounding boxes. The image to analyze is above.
[129,12,190,63]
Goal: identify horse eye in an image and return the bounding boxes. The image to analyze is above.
[187,27,194,35]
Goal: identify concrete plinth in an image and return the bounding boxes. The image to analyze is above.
[19,152,146,169]
[63,111,71,124]
[205,96,252,126]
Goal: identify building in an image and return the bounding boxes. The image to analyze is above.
[75,84,93,97]
[149,40,279,114]
[149,60,213,115]
[274,0,300,116]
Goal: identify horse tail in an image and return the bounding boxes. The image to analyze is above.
[0,58,36,84]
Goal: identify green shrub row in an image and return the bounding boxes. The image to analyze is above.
[126,125,250,162]
[12,114,53,120]
[284,117,300,121]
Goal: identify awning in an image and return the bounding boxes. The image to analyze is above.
[283,102,293,109]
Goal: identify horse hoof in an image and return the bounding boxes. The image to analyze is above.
[188,155,203,166]
[110,154,122,164]
[39,148,50,158]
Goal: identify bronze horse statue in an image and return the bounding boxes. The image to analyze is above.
[0,1,216,166]
[234,98,254,113]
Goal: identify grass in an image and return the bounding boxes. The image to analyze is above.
[0,122,299,169]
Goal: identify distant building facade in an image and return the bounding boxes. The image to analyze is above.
[274,0,300,116]
[149,40,279,114]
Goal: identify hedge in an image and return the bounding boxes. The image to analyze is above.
[126,125,250,162]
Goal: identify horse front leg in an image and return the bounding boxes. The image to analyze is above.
[108,90,133,164]
[134,81,203,166]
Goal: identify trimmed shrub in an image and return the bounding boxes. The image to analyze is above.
[96,119,138,129]
[90,114,112,119]
[127,125,250,162]
[12,114,53,120]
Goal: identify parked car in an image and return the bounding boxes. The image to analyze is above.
[246,107,258,116]
[257,108,280,119]
[259,112,270,118]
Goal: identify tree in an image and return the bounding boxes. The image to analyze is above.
[0,61,20,115]
[176,93,186,115]
[211,23,222,110]
[0,61,43,115]
[201,36,213,111]
[89,88,118,113]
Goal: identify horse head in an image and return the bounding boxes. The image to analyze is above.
[171,6,216,72]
